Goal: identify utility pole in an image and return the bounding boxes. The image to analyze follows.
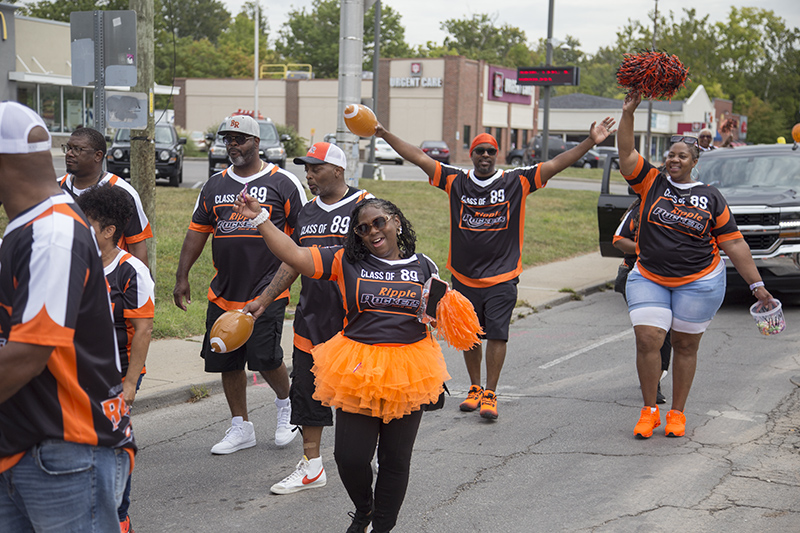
[646,0,658,160]
[254,2,259,115]
[361,0,380,180]
[129,0,156,276]
[338,0,365,187]
[541,0,555,163]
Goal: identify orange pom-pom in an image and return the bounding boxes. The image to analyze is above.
[434,289,483,351]
[209,310,254,353]
[344,104,377,137]
[792,123,800,143]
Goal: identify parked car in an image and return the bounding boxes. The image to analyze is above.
[106,123,186,187]
[189,130,208,152]
[576,148,601,168]
[506,135,568,167]
[374,138,403,165]
[594,146,620,170]
[597,144,800,293]
[420,140,450,164]
[207,116,289,176]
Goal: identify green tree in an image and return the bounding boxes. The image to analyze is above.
[17,0,128,19]
[156,0,231,44]
[363,3,413,71]
[439,13,533,67]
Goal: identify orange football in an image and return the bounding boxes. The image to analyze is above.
[792,123,800,143]
[209,310,255,353]
[344,104,377,137]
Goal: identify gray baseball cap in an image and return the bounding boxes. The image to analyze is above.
[219,115,260,138]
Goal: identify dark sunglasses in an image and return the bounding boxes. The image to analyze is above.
[222,134,251,146]
[354,215,391,237]
[473,147,497,156]
[670,135,698,146]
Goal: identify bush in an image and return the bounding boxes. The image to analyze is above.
[276,123,307,158]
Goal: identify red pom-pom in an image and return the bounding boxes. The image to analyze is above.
[616,50,689,100]
[433,289,483,351]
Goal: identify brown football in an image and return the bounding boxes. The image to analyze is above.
[344,104,377,138]
[209,310,255,353]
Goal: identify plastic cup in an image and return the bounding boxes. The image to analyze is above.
[749,299,785,336]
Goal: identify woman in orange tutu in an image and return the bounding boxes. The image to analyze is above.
[234,195,458,533]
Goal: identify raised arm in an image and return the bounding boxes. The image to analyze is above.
[539,118,616,184]
[375,123,438,179]
[618,93,642,175]
[233,194,316,278]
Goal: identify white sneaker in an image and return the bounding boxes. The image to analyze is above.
[210,418,256,455]
[270,456,327,494]
[275,400,298,446]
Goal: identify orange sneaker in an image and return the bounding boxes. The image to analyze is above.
[665,409,686,437]
[120,516,134,533]
[459,385,483,412]
[479,390,498,420]
[633,406,660,438]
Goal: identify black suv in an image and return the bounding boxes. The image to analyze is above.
[597,144,800,293]
[106,123,186,187]
[207,117,288,176]
[505,135,568,166]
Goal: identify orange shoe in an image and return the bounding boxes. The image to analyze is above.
[479,390,498,420]
[459,385,483,412]
[120,516,134,533]
[633,406,660,438]
[665,409,686,437]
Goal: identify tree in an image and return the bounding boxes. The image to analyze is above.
[363,3,412,71]
[156,0,231,44]
[439,14,533,67]
[17,0,129,19]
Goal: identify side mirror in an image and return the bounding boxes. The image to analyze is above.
[178,138,187,145]
[105,135,112,142]
[280,134,291,142]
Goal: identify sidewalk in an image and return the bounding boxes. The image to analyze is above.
[134,251,622,414]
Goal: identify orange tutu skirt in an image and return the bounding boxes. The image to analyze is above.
[311,332,451,423]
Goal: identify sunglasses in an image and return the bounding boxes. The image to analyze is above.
[473,147,497,156]
[222,134,251,146]
[670,135,699,146]
[354,215,392,237]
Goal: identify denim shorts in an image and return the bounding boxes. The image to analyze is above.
[0,440,130,532]
[625,269,726,331]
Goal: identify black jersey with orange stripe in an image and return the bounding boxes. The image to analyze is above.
[625,155,742,286]
[0,195,135,466]
[292,188,372,351]
[308,247,438,345]
[105,249,155,378]
[190,164,307,309]
[613,208,638,269]
[59,172,153,249]
[429,162,544,288]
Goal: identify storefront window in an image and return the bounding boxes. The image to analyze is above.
[64,86,84,132]
[17,83,36,111]
[39,85,62,132]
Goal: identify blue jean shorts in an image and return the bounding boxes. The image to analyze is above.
[625,269,726,333]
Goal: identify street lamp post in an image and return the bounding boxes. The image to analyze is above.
[541,0,555,163]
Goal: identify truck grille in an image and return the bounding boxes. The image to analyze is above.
[734,213,780,226]
[743,233,779,251]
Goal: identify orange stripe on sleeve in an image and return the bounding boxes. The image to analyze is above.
[716,231,743,244]
[10,307,74,347]
[714,207,732,228]
[189,222,214,234]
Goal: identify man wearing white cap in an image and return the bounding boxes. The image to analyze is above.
[243,142,371,494]
[0,102,135,530]
[174,114,307,453]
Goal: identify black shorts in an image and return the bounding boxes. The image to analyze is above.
[289,347,333,427]
[451,277,518,342]
[201,299,288,373]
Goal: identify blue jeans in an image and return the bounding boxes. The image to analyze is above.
[118,372,144,521]
[0,440,130,533]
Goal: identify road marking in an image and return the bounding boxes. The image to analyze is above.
[539,329,633,369]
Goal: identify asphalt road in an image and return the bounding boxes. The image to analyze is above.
[127,289,800,533]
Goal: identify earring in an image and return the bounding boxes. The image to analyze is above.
[397,227,403,235]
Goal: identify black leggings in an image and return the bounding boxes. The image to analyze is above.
[334,409,423,533]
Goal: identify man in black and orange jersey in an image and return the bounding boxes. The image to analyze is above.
[174,114,306,453]
[243,142,371,494]
[376,120,615,419]
[59,126,153,266]
[0,102,135,531]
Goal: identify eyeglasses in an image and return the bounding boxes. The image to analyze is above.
[670,135,699,146]
[62,144,88,155]
[473,147,497,156]
[354,215,391,237]
[222,134,251,146]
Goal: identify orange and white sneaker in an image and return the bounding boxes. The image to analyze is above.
[633,406,661,439]
[459,385,483,412]
[479,390,498,420]
[665,409,686,437]
[120,516,133,533]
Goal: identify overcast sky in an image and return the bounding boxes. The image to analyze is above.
[222,0,799,55]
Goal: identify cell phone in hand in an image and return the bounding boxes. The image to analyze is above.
[425,278,448,318]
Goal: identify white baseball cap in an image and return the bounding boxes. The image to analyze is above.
[293,142,347,170]
[219,115,261,138]
[0,101,51,154]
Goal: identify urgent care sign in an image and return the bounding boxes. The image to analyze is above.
[488,66,532,105]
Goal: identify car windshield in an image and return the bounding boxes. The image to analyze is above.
[697,153,800,189]
[423,141,447,149]
[115,126,173,144]
[259,123,278,142]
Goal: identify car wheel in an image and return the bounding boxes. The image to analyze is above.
[169,171,179,187]
[510,156,523,166]
[583,162,592,169]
